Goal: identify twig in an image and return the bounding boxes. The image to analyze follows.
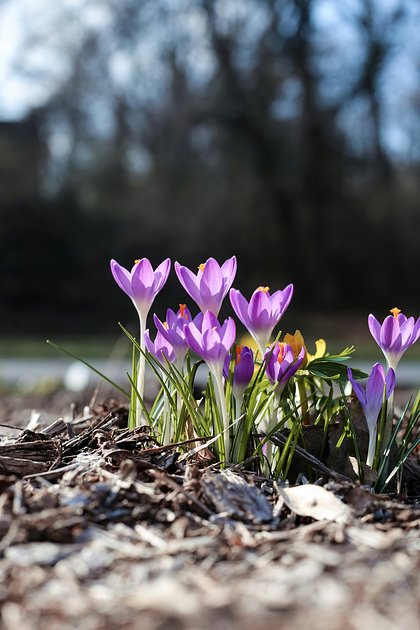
[267,431,353,483]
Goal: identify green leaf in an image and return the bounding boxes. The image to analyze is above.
[307,359,367,383]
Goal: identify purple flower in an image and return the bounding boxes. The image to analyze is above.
[110,257,171,423]
[264,342,305,394]
[230,284,294,355]
[348,363,395,466]
[223,346,254,396]
[144,329,176,365]
[184,310,236,372]
[175,256,237,315]
[153,304,192,365]
[110,257,171,321]
[368,308,420,370]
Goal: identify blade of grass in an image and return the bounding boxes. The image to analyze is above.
[46,339,130,398]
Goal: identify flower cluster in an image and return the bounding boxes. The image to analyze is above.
[110,255,419,474]
[110,254,295,386]
[110,255,300,457]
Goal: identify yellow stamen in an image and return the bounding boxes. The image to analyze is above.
[390,307,401,319]
[163,321,169,330]
[198,263,206,272]
[134,258,141,265]
[257,286,270,293]
[179,304,188,320]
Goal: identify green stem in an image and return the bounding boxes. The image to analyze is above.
[384,390,394,445]
[297,377,308,421]
[162,374,172,445]
[136,314,146,426]
[257,342,266,361]
[211,368,230,463]
[263,394,279,477]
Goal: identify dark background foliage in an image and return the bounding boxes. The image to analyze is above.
[0,0,419,336]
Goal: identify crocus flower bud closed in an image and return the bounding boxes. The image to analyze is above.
[223,346,254,395]
[348,363,395,466]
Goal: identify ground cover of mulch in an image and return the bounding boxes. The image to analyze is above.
[0,395,418,630]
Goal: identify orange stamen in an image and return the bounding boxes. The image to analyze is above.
[277,342,286,363]
[179,304,188,320]
[257,286,270,293]
[236,346,243,364]
[198,263,206,273]
[390,307,401,319]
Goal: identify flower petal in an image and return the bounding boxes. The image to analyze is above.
[229,289,251,330]
[221,317,236,353]
[399,317,414,349]
[184,322,204,356]
[202,309,218,332]
[202,326,223,362]
[175,262,202,306]
[366,363,385,406]
[347,368,367,407]
[412,317,420,345]
[221,256,237,296]
[248,290,272,332]
[133,258,154,288]
[144,329,154,355]
[153,258,171,293]
[200,258,223,313]
[271,284,294,317]
[153,314,170,342]
[385,368,396,399]
[110,260,134,298]
[368,314,381,345]
[380,315,401,353]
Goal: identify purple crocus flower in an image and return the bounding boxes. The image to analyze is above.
[223,346,254,399]
[110,257,171,322]
[175,256,237,315]
[110,257,171,424]
[368,308,420,371]
[348,363,395,467]
[185,310,236,372]
[144,329,176,365]
[230,284,294,356]
[264,342,305,395]
[153,304,192,366]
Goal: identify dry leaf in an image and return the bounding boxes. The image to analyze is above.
[348,457,378,486]
[278,484,353,523]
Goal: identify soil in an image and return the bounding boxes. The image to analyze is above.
[0,393,418,630]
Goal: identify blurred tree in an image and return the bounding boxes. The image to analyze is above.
[0,0,419,333]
